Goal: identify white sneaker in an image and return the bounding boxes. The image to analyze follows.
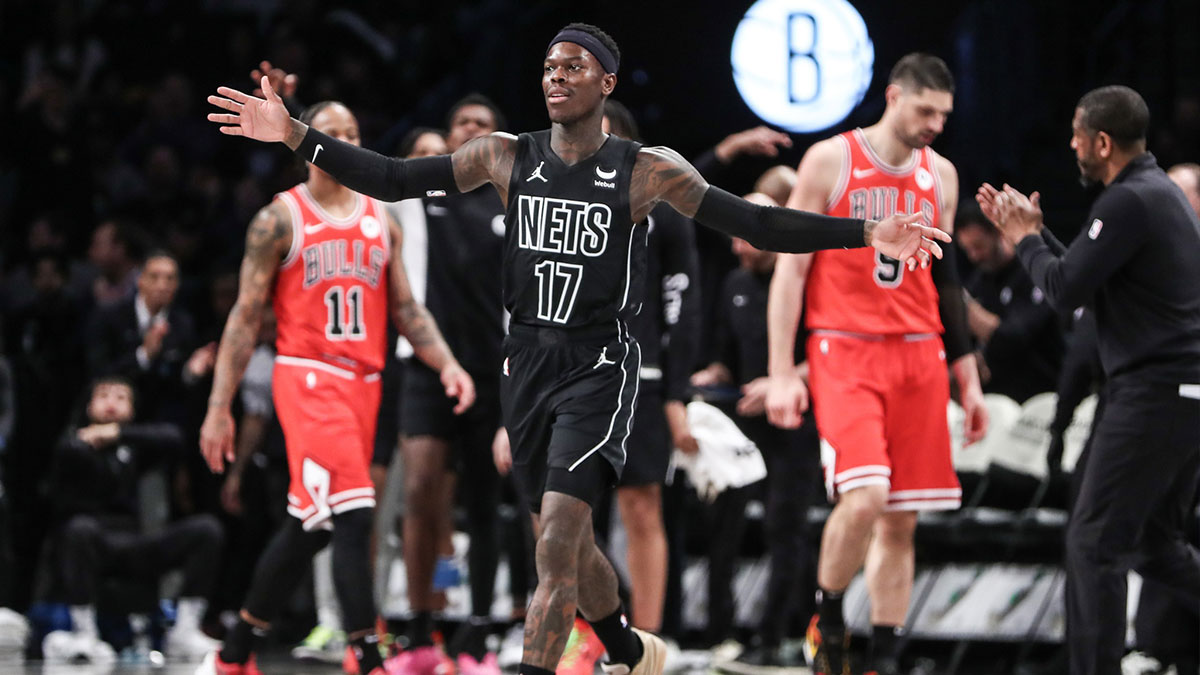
[1122,650,1177,675]
[165,624,222,659]
[498,623,525,669]
[601,628,667,675]
[291,624,347,663]
[0,607,29,651]
[42,629,117,664]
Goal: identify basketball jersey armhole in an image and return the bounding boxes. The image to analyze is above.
[507,134,533,203]
[827,134,853,211]
[278,191,304,269]
[925,147,946,221]
[374,198,392,257]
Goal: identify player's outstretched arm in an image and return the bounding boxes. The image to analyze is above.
[631,146,950,265]
[200,202,291,473]
[385,219,476,414]
[207,76,514,202]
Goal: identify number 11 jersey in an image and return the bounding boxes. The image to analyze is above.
[806,128,944,335]
[272,183,391,374]
[504,130,644,330]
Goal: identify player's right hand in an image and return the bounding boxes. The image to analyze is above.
[200,407,236,473]
[441,362,476,414]
[207,75,292,143]
[765,374,808,429]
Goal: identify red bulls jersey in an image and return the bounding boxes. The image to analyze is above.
[806,129,945,335]
[273,184,391,374]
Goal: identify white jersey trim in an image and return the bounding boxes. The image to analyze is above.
[853,128,919,176]
[298,183,366,227]
[278,192,305,270]
[275,355,356,380]
[569,336,633,472]
[826,134,853,210]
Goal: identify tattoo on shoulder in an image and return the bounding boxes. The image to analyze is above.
[453,133,518,195]
[245,202,292,263]
[631,146,708,220]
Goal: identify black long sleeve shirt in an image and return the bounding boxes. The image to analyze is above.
[1015,153,1200,383]
[627,203,701,402]
[52,422,183,525]
[968,258,1065,402]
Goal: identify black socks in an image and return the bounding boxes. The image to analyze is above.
[589,609,643,667]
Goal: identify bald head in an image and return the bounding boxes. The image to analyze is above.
[754,166,797,207]
[1168,163,1200,216]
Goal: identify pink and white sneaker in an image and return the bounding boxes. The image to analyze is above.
[385,645,456,675]
[456,652,501,675]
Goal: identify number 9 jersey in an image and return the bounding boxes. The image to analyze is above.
[805,128,943,336]
[272,183,391,375]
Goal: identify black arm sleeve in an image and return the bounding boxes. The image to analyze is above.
[295,127,460,202]
[931,241,972,363]
[693,185,864,253]
[119,423,184,459]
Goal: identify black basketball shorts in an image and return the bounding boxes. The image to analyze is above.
[501,323,641,513]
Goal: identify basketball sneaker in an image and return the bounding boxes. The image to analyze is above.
[804,615,850,675]
[293,624,348,663]
[194,650,263,675]
[558,617,606,675]
[600,628,666,675]
[386,644,456,675]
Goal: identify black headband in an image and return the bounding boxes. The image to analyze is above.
[546,29,618,75]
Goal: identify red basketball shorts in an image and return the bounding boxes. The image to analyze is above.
[273,355,382,530]
[807,331,960,511]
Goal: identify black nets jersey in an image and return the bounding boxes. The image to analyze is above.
[504,130,644,330]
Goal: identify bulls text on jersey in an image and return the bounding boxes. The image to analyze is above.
[301,239,386,289]
[846,186,936,226]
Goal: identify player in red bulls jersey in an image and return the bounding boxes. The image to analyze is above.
[198,101,474,675]
[765,54,989,675]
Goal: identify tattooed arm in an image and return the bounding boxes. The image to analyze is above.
[385,215,476,414]
[199,202,290,472]
[629,146,949,264]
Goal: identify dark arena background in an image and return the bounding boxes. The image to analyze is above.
[0,0,1197,674]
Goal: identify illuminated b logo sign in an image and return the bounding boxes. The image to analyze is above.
[732,0,874,133]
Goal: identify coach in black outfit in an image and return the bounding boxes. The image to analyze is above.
[979,85,1200,675]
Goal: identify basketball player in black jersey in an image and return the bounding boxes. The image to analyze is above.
[208,22,950,675]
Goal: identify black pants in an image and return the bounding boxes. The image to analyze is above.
[1135,469,1200,673]
[705,412,820,645]
[751,417,819,646]
[60,513,224,605]
[1066,379,1200,675]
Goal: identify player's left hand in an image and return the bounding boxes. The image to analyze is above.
[441,362,476,414]
[868,212,950,270]
[207,76,293,143]
[961,386,989,446]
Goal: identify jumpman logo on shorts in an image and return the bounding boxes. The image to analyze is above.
[526,161,548,183]
[593,347,617,369]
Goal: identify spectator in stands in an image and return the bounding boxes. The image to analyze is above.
[43,376,223,663]
[957,202,1066,401]
[79,220,141,310]
[85,251,214,423]
[690,192,820,665]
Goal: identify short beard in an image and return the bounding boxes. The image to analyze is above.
[1076,158,1100,188]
